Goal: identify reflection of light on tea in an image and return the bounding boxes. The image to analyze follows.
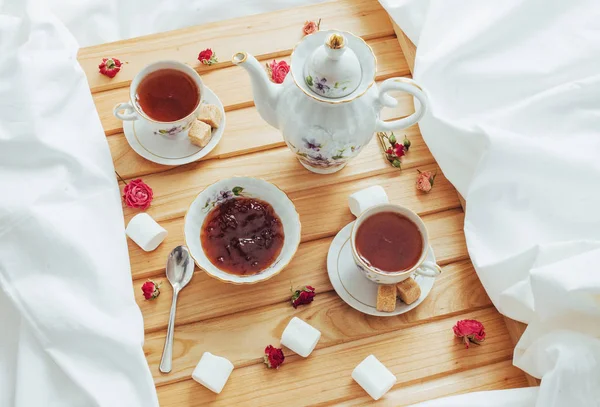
[355,212,423,273]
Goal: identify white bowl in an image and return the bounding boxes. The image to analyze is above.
[184,177,301,284]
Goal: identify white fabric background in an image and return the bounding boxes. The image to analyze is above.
[0,0,325,406]
[3,0,600,405]
[47,0,328,48]
[380,0,600,406]
[0,2,158,406]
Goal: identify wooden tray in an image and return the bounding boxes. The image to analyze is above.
[79,0,531,405]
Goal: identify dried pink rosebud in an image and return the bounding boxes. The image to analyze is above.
[99,57,122,78]
[416,169,436,193]
[266,60,290,84]
[453,319,485,348]
[123,178,153,210]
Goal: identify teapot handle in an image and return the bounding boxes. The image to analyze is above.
[375,78,428,132]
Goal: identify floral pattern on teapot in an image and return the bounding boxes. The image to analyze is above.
[287,127,361,170]
[305,75,351,98]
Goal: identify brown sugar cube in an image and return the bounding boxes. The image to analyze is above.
[396,278,421,305]
[376,285,397,312]
[188,120,212,148]
[197,103,222,128]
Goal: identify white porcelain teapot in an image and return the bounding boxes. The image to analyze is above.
[233,30,428,174]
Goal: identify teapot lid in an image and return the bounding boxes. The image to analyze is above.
[291,30,376,103]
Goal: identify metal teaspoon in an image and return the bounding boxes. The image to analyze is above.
[159,245,195,373]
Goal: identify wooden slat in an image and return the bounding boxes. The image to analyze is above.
[129,204,466,283]
[79,0,395,93]
[146,287,492,387]
[119,127,432,224]
[154,308,513,405]
[132,207,465,285]
[109,84,416,179]
[127,169,464,280]
[96,37,409,135]
[136,223,474,335]
[340,360,530,406]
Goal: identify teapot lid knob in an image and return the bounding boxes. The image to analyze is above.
[304,31,362,99]
[324,33,347,61]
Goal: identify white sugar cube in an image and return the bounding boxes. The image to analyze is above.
[191,352,234,394]
[352,355,396,400]
[280,316,321,357]
[125,213,167,252]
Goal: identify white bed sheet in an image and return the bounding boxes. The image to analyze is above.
[4,0,600,405]
[0,0,324,406]
[47,0,328,48]
[380,0,600,406]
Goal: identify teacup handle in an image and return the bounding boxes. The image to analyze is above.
[375,77,428,132]
[415,261,442,278]
[113,102,138,121]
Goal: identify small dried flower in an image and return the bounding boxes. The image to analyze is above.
[266,60,290,84]
[263,345,285,369]
[99,57,122,78]
[141,280,161,300]
[123,179,153,210]
[198,48,218,65]
[291,285,316,308]
[393,143,405,158]
[416,169,437,193]
[403,135,411,151]
[378,132,410,169]
[303,19,321,36]
[453,319,486,348]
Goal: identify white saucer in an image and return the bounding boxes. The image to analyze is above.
[327,221,437,317]
[123,85,225,166]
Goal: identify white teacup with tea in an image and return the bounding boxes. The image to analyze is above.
[113,60,205,138]
[350,204,442,285]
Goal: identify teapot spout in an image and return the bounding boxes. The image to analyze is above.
[232,52,280,129]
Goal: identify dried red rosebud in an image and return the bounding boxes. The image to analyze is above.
[141,280,160,300]
[291,285,316,308]
[453,319,485,348]
[393,143,405,158]
[198,48,218,65]
[99,57,122,78]
[263,345,285,369]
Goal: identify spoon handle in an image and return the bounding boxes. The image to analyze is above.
[159,290,179,373]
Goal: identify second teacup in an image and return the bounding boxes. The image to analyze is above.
[350,204,442,285]
[113,60,204,138]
